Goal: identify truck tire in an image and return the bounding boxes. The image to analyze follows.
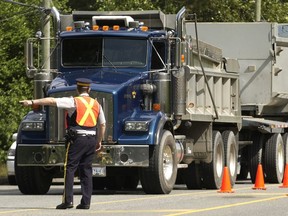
[222,130,238,186]
[183,162,202,189]
[249,133,265,184]
[264,133,284,183]
[15,166,53,195]
[139,130,177,194]
[202,131,224,189]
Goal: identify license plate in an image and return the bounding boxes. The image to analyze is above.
[92,166,106,177]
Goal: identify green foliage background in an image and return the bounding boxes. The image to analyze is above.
[0,0,288,162]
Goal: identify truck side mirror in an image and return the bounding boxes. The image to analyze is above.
[25,40,37,78]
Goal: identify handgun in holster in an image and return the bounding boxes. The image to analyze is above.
[64,128,77,148]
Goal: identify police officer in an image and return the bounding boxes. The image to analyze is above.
[20,78,106,210]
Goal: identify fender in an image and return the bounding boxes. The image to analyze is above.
[118,111,173,145]
[154,114,174,145]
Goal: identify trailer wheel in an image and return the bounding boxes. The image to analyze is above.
[15,166,53,195]
[222,130,238,186]
[249,133,265,183]
[264,133,284,183]
[202,131,224,189]
[183,162,202,189]
[139,130,177,194]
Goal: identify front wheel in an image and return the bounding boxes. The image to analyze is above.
[15,166,53,195]
[140,130,177,194]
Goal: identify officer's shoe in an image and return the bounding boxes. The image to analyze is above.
[56,202,73,209]
[76,204,90,209]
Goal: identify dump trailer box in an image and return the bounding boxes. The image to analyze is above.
[187,22,288,116]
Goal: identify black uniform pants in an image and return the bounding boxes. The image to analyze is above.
[63,135,96,205]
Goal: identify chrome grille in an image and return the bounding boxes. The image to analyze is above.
[48,90,113,143]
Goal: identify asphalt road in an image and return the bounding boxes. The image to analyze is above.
[0,180,288,216]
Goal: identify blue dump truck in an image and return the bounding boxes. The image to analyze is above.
[15,7,241,194]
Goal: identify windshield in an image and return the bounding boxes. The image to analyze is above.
[62,37,147,67]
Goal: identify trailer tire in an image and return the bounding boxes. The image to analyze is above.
[139,130,177,194]
[202,131,224,189]
[222,130,238,186]
[264,133,284,183]
[249,133,265,184]
[183,162,202,189]
[16,166,53,195]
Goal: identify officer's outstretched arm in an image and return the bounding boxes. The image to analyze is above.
[20,97,57,107]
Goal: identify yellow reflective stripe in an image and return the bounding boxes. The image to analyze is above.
[87,99,96,124]
[78,97,96,126]
[63,142,70,203]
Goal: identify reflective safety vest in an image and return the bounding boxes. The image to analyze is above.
[74,96,100,127]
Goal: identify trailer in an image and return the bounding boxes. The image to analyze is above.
[187,22,288,183]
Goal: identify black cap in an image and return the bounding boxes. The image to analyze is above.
[76,78,92,87]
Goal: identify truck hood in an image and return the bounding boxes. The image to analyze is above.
[48,68,147,95]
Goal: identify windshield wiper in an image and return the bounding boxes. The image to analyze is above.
[103,54,118,72]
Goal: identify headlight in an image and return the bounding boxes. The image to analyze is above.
[21,121,44,131]
[7,148,16,157]
[125,121,149,132]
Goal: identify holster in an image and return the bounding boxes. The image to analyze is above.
[64,128,77,148]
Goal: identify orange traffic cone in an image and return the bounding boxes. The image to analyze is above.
[218,166,234,193]
[252,164,266,190]
[279,163,288,188]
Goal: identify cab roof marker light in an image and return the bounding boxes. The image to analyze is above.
[103,26,109,31]
[93,25,99,31]
[113,25,120,31]
[140,26,148,32]
[66,26,73,31]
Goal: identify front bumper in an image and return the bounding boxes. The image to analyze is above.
[16,144,149,167]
